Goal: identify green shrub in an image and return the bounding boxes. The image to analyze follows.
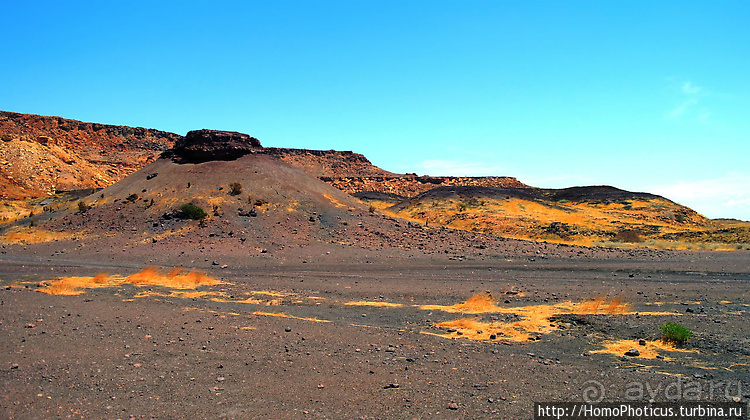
[229,182,242,196]
[179,203,207,220]
[660,321,692,344]
[456,202,468,212]
[77,201,89,213]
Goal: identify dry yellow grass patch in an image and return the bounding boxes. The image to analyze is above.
[37,273,114,295]
[286,199,300,212]
[425,292,570,341]
[38,267,221,295]
[248,290,291,297]
[424,293,654,342]
[252,311,330,323]
[323,193,354,209]
[125,267,221,289]
[211,297,281,305]
[134,290,217,299]
[591,339,697,360]
[573,296,632,314]
[2,227,73,244]
[431,317,541,341]
[419,291,502,313]
[0,200,35,223]
[345,301,404,308]
[392,193,715,248]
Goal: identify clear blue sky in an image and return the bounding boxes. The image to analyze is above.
[3,1,749,220]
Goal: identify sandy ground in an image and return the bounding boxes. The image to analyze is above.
[1,242,749,419]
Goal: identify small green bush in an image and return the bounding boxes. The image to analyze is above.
[660,321,692,344]
[456,202,468,212]
[179,203,207,220]
[77,201,89,213]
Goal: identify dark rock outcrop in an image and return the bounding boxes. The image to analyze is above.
[167,129,262,163]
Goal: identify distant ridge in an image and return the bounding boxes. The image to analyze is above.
[1,111,747,248]
[0,110,527,199]
[0,111,180,199]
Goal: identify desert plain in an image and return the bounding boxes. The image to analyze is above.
[0,115,749,419]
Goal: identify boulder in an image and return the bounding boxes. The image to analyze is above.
[167,129,262,163]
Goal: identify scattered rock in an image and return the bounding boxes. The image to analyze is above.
[447,402,459,410]
[624,348,640,357]
[383,383,400,389]
[168,129,262,163]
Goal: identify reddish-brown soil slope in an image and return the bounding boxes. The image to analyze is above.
[0,111,181,199]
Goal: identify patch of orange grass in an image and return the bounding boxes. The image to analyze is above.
[419,291,502,313]
[345,301,404,308]
[252,311,330,323]
[37,267,221,296]
[37,273,115,295]
[430,300,564,342]
[249,290,290,297]
[3,228,73,244]
[424,294,643,342]
[125,267,221,289]
[431,316,541,342]
[591,339,697,360]
[134,290,216,299]
[211,297,281,305]
[573,297,631,314]
[323,193,354,209]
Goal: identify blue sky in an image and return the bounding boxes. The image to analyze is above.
[3,1,749,220]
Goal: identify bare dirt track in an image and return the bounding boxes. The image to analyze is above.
[1,244,749,419]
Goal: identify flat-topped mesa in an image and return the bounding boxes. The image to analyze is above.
[166,129,262,163]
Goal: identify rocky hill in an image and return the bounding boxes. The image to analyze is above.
[2,111,747,249]
[0,111,528,200]
[0,111,180,199]
[357,185,719,245]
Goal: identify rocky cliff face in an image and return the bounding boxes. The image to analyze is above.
[0,111,531,200]
[265,148,396,178]
[0,111,180,199]
[321,175,528,197]
[166,129,262,163]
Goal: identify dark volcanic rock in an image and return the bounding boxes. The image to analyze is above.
[167,129,262,163]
